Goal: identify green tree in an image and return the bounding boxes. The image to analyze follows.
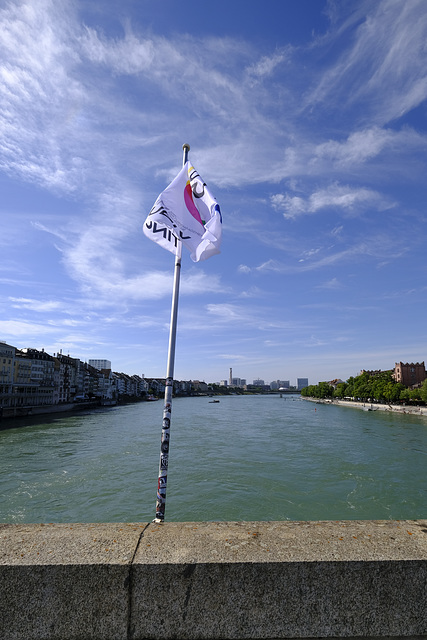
[353,372,373,401]
[333,382,347,399]
[372,377,387,402]
[410,387,422,403]
[317,382,334,398]
[399,387,411,403]
[383,381,404,403]
[301,385,317,397]
[345,376,355,398]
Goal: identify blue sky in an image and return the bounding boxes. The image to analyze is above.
[1,0,427,386]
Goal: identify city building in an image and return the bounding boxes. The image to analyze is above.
[326,379,345,389]
[230,378,246,388]
[227,369,246,387]
[55,353,79,403]
[270,380,290,390]
[297,378,308,390]
[21,348,56,406]
[246,383,271,392]
[393,362,426,388]
[88,359,111,370]
[5,340,426,413]
[0,342,15,408]
[191,380,209,393]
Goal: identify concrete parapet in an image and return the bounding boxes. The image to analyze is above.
[1,520,426,639]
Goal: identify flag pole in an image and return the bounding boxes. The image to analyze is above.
[154,143,190,523]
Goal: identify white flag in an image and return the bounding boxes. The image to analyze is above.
[143,161,222,262]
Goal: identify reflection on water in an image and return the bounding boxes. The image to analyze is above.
[0,396,426,523]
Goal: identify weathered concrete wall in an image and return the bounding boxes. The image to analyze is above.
[1,520,426,640]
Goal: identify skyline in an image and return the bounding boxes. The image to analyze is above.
[1,0,427,385]
[2,339,307,387]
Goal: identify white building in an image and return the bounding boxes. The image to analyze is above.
[88,359,111,370]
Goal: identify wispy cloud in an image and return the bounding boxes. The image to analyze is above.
[296,236,403,272]
[246,49,290,79]
[316,277,343,290]
[9,297,63,312]
[0,319,58,338]
[243,231,407,275]
[305,0,427,124]
[255,260,287,274]
[1,0,427,384]
[271,183,395,219]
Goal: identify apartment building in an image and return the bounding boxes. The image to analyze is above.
[88,359,112,370]
[0,342,15,408]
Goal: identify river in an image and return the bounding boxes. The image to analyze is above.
[0,395,426,523]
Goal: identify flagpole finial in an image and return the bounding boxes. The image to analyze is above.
[182,143,190,166]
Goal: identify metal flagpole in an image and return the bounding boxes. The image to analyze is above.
[154,143,190,522]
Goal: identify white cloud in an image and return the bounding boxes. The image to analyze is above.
[315,127,391,165]
[313,126,427,170]
[238,287,264,299]
[316,278,343,290]
[271,194,305,217]
[302,248,322,259]
[206,303,242,321]
[246,231,406,275]
[0,320,58,338]
[9,297,63,312]
[331,225,344,237]
[217,353,248,361]
[1,0,427,386]
[305,0,427,124]
[271,183,395,219]
[80,27,155,74]
[255,260,286,273]
[246,50,289,78]
[0,0,87,192]
[296,235,404,272]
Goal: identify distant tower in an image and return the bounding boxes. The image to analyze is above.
[229,368,232,386]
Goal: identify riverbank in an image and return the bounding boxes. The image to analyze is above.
[303,396,427,416]
[0,401,100,420]
[0,395,155,423]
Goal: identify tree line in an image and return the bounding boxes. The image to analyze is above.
[301,371,427,405]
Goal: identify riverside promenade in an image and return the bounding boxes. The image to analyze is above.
[1,519,427,639]
[303,396,427,416]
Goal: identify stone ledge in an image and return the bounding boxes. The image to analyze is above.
[1,520,426,640]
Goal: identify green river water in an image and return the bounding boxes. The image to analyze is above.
[0,394,426,523]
